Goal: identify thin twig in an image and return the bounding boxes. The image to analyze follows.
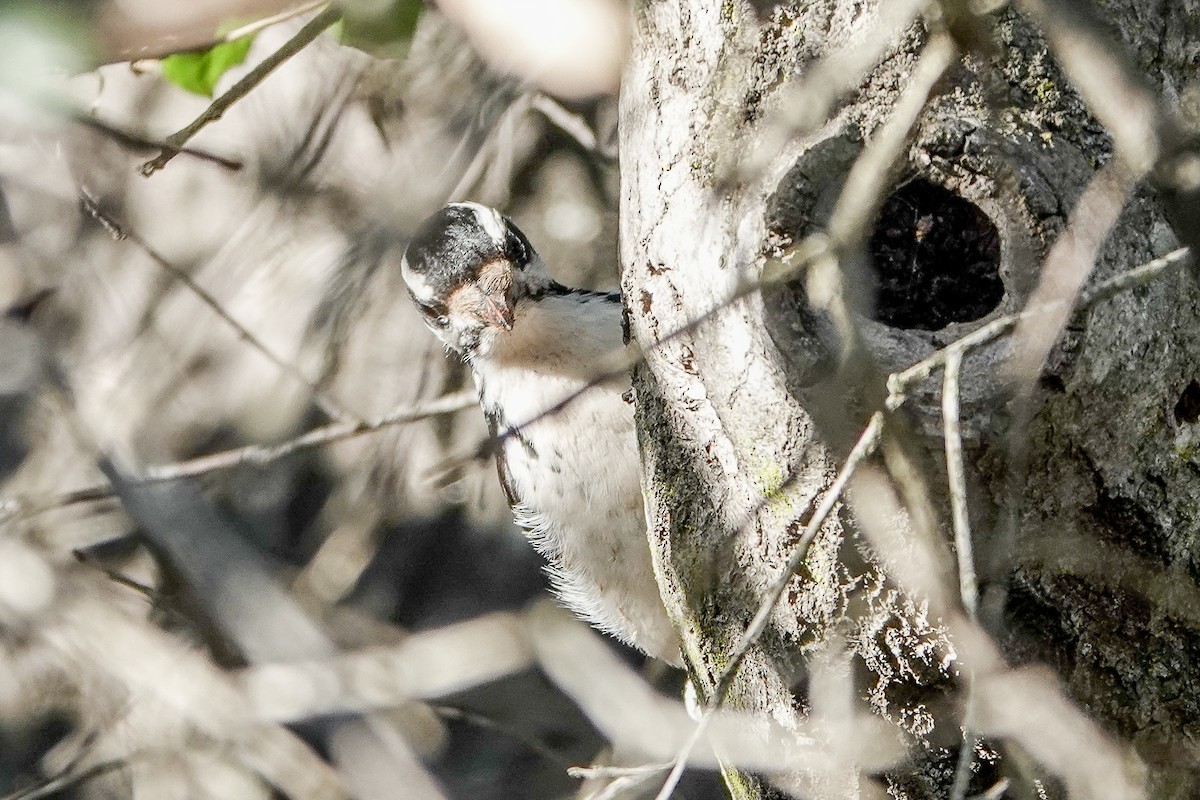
[0,390,475,522]
[806,36,962,614]
[484,91,520,203]
[78,190,355,422]
[0,484,112,521]
[276,64,364,189]
[971,778,1011,800]
[942,351,977,617]
[140,5,342,176]
[943,350,979,800]
[1016,0,1163,176]
[123,0,328,65]
[573,758,678,800]
[430,83,528,203]
[71,112,242,170]
[886,246,1192,406]
[1018,0,1200,273]
[141,389,475,480]
[734,0,929,180]
[796,0,930,133]
[716,411,886,703]
[799,33,958,366]
[1,758,125,800]
[586,773,666,800]
[646,415,887,800]
[651,715,713,800]
[950,729,979,800]
[993,159,1136,646]
[432,705,573,769]
[531,93,615,160]
[1002,162,1138,393]
[72,549,157,598]
[828,33,959,246]
[447,92,533,203]
[569,762,674,780]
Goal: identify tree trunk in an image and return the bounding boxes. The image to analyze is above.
[621,1,1199,798]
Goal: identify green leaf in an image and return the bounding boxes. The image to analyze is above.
[161,35,256,98]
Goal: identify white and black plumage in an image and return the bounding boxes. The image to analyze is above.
[401,202,680,663]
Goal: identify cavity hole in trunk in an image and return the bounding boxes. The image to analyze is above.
[869,178,1002,330]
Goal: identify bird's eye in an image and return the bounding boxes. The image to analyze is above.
[416,299,449,326]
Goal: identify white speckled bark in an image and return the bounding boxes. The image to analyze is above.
[619,1,1200,798]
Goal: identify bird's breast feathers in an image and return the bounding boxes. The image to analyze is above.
[471,299,678,659]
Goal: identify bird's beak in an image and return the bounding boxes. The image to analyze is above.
[446,260,517,333]
[482,292,514,331]
[448,281,516,332]
[474,259,516,331]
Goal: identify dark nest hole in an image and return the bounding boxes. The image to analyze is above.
[869,178,1003,330]
[1175,379,1200,425]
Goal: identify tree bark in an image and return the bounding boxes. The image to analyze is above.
[621,1,1200,798]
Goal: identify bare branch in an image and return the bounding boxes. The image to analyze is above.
[1002,161,1139,393]
[526,601,904,776]
[123,0,328,65]
[568,763,674,780]
[887,246,1193,405]
[70,111,242,170]
[974,779,1011,800]
[139,5,343,176]
[2,761,125,800]
[239,613,534,721]
[793,0,929,130]
[435,705,574,769]
[828,33,959,247]
[531,93,616,160]
[942,351,979,800]
[78,189,355,422]
[585,771,668,800]
[141,389,475,481]
[942,351,976,617]
[47,582,351,799]
[447,92,534,203]
[1015,0,1200,274]
[98,458,451,800]
[0,390,475,522]
[649,716,711,800]
[735,0,929,180]
[717,411,886,703]
[1016,0,1166,176]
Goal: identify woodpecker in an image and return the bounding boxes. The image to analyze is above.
[401,202,680,663]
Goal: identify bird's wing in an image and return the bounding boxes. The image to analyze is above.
[482,403,523,508]
[493,443,522,509]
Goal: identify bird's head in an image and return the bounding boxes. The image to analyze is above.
[401,202,553,357]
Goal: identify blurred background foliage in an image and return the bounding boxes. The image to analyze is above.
[0,1,710,799]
